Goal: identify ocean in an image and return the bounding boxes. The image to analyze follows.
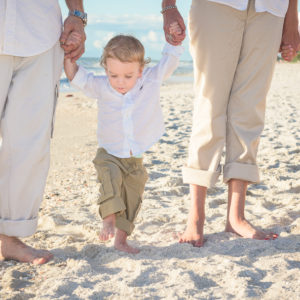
[60,57,194,92]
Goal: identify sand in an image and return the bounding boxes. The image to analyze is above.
[0,62,299,300]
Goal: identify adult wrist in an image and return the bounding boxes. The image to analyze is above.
[162,0,176,8]
[161,5,177,14]
[69,10,87,26]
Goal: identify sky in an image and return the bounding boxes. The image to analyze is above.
[58,1,300,60]
[59,0,190,60]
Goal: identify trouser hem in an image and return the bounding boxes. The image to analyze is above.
[115,216,134,236]
[182,166,221,188]
[223,162,260,184]
[99,197,126,219]
[0,218,38,237]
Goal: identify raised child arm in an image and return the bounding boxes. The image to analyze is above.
[63,32,82,80]
[64,58,79,81]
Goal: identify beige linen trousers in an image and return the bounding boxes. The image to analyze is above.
[0,42,63,237]
[182,0,284,187]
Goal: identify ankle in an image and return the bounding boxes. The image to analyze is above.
[115,229,128,244]
[227,216,246,226]
[103,214,116,222]
[188,211,205,222]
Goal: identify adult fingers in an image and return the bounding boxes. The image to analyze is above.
[163,8,186,43]
[177,17,186,34]
[66,44,85,62]
[60,16,86,58]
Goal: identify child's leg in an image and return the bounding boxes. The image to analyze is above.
[114,160,148,254]
[96,162,124,241]
[225,179,277,240]
[179,184,206,247]
[93,149,126,242]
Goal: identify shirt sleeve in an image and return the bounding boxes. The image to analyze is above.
[147,43,184,82]
[70,65,104,99]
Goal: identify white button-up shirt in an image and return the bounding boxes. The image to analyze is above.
[208,0,289,17]
[0,0,62,56]
[71,43,184,158]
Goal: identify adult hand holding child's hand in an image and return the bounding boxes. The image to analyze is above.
[60,15,86,62]
[280,1,300,62]
[162,4,186,45]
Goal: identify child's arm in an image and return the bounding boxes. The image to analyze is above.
[64,58,79,81]
[147,42,184,83]
[147,21,185,81]
[64,32,82,80]
[64,33,105,99]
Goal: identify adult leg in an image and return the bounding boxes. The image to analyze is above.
[180,0,246,246]
[0,43,63,263]
[179,185,206,247]
[0,57,45,263]
[225,179,277,239]
[224,0,284,238]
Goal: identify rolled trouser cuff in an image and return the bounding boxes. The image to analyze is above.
[0,218,38,237]
[223,162,260,184]
[182,166,221,188]
[99,197,126,219]
[115,216,134,236]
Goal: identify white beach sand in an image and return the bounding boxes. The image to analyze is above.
[0,63,299,300]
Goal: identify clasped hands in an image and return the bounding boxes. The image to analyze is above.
[60,15,86,62]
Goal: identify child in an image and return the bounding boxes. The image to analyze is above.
[64,25,184,253]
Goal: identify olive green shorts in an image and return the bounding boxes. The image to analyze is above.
[93,148,148,235]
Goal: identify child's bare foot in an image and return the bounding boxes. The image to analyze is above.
[179,219,204,247]
[99,214,116,241]
[114,229,140,254]
[0,235,53,264]
[99,214,116,242]
[225,219,278,240]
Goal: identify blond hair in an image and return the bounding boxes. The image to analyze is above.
[100,35,150,68]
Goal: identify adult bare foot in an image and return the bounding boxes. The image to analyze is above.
[225,219,278,240]
[0,234,53,264]
[226,179,278,241]
[179,184,206,247]
[114,229,140,254]
[99,214,116,241]
[179,219,204,247]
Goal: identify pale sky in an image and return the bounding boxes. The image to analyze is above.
[58,1,300,60]
[59,0,189,59]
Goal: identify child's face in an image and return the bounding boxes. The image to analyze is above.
[105,58,143,94]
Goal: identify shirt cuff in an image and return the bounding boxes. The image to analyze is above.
[70,65,88,89]
[162,43,184,57]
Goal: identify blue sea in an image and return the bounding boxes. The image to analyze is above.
[60,57,194,92]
